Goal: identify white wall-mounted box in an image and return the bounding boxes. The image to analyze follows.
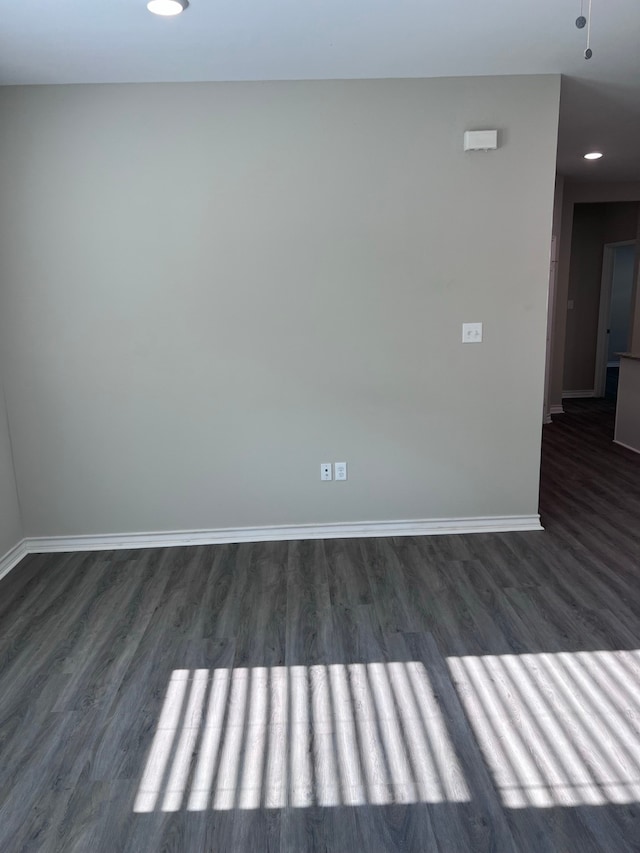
[464,130,498,151]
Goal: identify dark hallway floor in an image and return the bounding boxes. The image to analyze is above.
[0,400,639,852]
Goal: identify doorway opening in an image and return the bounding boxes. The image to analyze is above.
[560,200,639,407]
[594,242,636,403]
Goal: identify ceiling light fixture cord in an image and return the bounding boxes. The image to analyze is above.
[585,0,593,59]
[576,0,593,59]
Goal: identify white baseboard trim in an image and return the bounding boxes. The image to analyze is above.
[0,539,28,583]
[613,440,640,456]
[0,515,543,581]
[25,515,543,553]
[562,390,596,399]
[549,404,565,416]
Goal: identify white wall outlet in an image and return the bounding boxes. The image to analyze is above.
[335,462,347,481]
[320,463,332,481]
[462,322,483,343]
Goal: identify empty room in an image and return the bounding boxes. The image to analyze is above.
[1,2,640,851]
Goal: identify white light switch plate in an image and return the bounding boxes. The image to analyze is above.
[462,322,483,343]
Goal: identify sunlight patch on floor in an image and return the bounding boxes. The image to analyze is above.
[447,649,640,808]
[134,661,470,812]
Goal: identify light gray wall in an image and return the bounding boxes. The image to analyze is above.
[0,76,560,537]
[563,202,638,392]
[0,376,22,557]
[615,357,640,452]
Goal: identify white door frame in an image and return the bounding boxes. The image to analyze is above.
[594,240,636,397]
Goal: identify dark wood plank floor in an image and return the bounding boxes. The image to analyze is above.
[1,399,639,852]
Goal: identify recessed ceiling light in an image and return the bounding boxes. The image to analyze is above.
[584,152,604,160]
[147,0,188,16]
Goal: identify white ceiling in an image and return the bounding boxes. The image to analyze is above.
[1,0,639,181]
